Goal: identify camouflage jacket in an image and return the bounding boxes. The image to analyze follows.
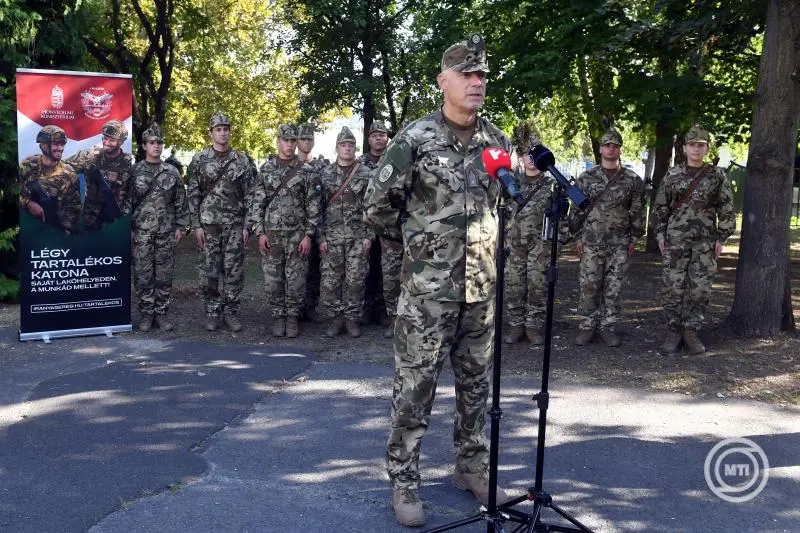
[18,155,81,231]
[569,165,645,247]
[320,161,371,241]
[247,156,321,237]
[364,110,509,303]
[131,160,189,233]
[187,148,253,228]
[358,152,381,170]
[653,163,736,243]
[507,172,555,247]
[66,148,133,231]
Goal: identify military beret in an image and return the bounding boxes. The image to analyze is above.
[441,34,489,73]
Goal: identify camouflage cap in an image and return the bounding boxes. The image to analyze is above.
[101,119,128,142]
[685,124,710,143]
[368,122,389,135]
[441,34,489,73]
[298,123,315,139]
[142,122,164,142]
[512,119,542,153]
[336,126,356,144]
[36,125,67,144]
[277,123,298,140]
[599,128,623,146]
[208,111,231,130]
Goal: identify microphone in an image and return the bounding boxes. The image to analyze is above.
[528,144,590,209]
[481,148,524,205]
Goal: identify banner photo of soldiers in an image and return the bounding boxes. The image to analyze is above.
[16,68,134,342]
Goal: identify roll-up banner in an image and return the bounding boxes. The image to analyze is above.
[16,68,133,342]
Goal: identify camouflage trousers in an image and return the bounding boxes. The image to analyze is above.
[198,223,245,318]
[387,290,494,490]
[304,235,321,317]
[133,229,176,317]
[578,243,630,332]
[261,230,308,319]
[363,236,385,322]
[662,238,717,331]
[319,235,368,321]
[505,241,548,328]
[380,236,404,319]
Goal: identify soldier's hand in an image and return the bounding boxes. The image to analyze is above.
[242,228,249,248]
[298,235,311,256]
[575,240,584,259]
[27,201,45,222]
[657,237,665,255]
[195,228,205,249]
[363,238,372,258]
[714,240,723,258]
[174,229,183,244]
[259,234,270,253]
[319,241,329,255]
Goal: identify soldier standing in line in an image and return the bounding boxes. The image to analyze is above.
[364,34,512,527]
[131,123,189,332]
[297,122,328,323]
[569,129,646,347]
[66,119,133,232]
[503,120,555,345]
[18,125,80,232]
[187,111,253,332]
[653,124,735,354]
[248,124,320,338]
[319,126,372,338]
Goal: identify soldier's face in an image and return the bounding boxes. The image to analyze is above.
[336,141,356,163]
[437,69,487,112]
[42,141,66,161]
[684,141,709,165]
[278,138,297,159]
[298,138,314,154]
[143,139,163,159]
[519,154,539,174]
[600,143,621,163]
[210,125,230,146]
[102,135,122,155]
[368,132,389,154]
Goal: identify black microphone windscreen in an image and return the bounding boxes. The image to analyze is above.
[529,145,555,172]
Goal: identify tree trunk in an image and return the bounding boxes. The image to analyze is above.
[645,118,674,253]
[727,0,800,337]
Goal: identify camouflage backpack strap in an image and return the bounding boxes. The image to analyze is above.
[516,175,549,211]
[328,162,361,206]
[266,161,301,206]
[132,164,170,219]
[673,164,711,210]
[569,167,624,233]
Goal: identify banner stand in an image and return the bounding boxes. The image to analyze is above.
[20,325,132,343]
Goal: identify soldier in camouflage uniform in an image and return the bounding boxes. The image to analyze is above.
[297,122,328,323]
[187,112,253,332]
[66,119,133,232]
[319,126,372,338]
[18,125,80,232]
[361,122,403,337]
[653,124,735,354]
[504,121,554,345]
[131,123,189,332]
[247,124,321,338]
[569,129,645,347]
[364,34,511,527]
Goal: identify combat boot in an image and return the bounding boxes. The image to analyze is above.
[660,330,682,354]
[453,470,513,507]
[391,488,425,527]
[154,315,174,331]
[682,329,706,354]
[285,316,299,338]
[599,329,621,347]
[272,318,286,337]
[346,318,362,338]
[224,313,243,332]
[324,317,345,338]
[138,315,153,332]
[574,329,595,346]
[504,325,525,344]
[526,326,545,346]
[304,307,319,323]
[205,315,218,332]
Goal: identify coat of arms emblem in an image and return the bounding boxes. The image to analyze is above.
[50,85,64,109]
[81,88,113,119]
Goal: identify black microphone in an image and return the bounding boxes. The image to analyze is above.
[528,144,590,209]
[481,148,525,205]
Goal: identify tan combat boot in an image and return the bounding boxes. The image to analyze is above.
[682,329,706,354]
[504,325,525,344]
[285,316,299,338]
[272,318,286,337]
[138,315,153,332]
[526,326,545,345]
[346,318,362,338]
[391,488,425,527]
[574,329,595,346]
[205,315,218,332]
[453,470,513,507]
[324,317,345,338]
[154,315,174,331]
[224,313,243,332]
[599,330,621,347]
[660,330,682,354]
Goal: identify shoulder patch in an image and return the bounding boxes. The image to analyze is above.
[378,164,394,183]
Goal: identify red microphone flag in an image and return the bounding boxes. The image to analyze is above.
[481,148,513,179]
